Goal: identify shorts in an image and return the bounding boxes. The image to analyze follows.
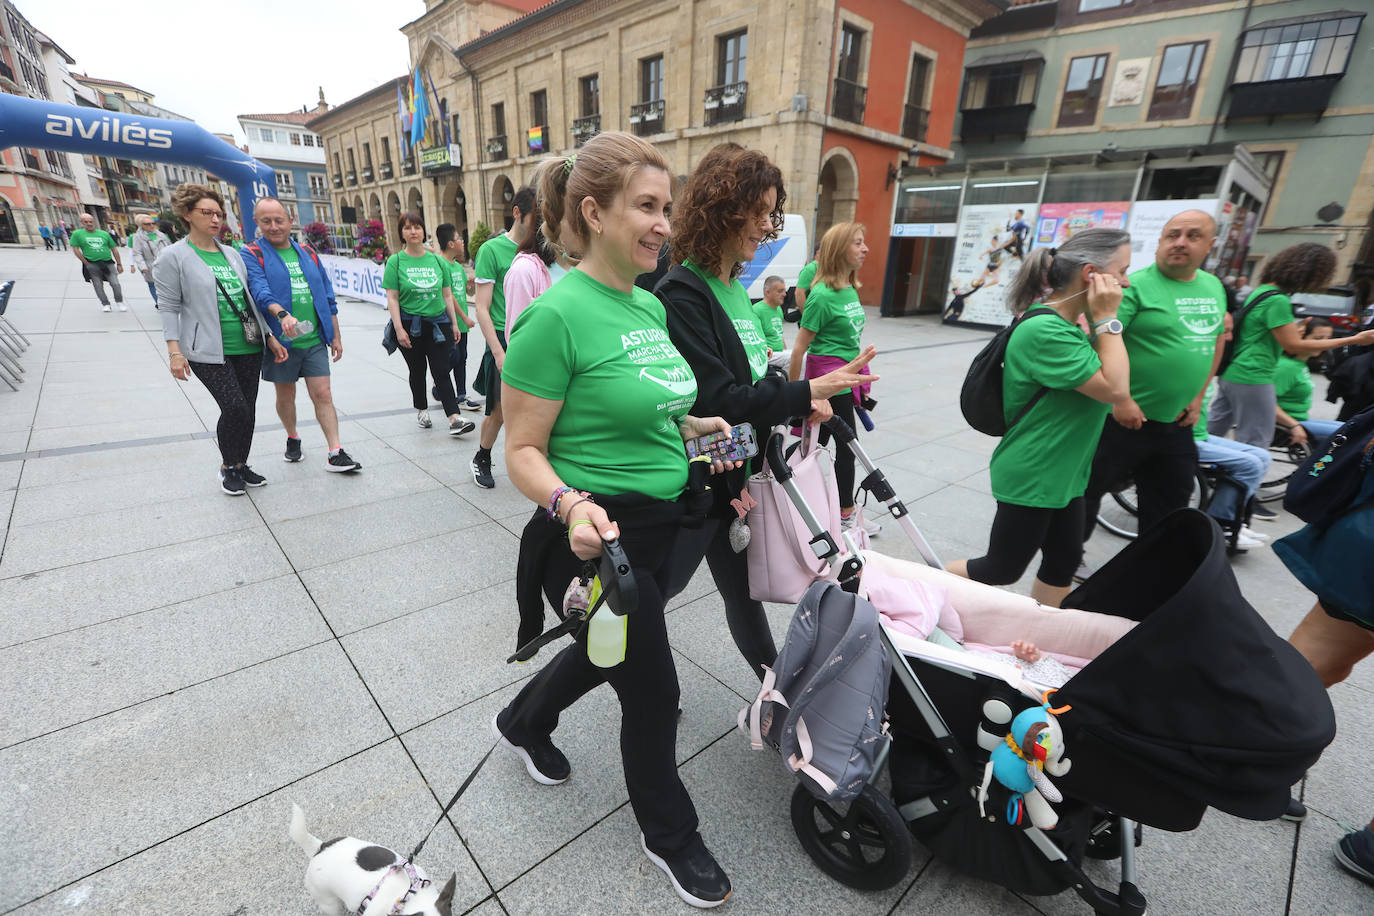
[262,341,330,383]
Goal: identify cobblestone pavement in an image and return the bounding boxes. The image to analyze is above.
[0,247,1369,915]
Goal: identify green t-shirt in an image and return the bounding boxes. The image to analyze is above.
[445,259,469,320]
[1273,354,1314,421]
[503,269,698,501]
[277,247,322,349]
[1193,385,1213,442]
[1117,264,1226,423]
[382,250,450,318]
[753,301,786,350]
[475,232,519,334]
[190,244,259,356]
[686,261,768,382]
[797,261,818,294]
[1221,285,1294,385]
[990,311,1108,508]
[70,228,116,262]
[800,283,864,392]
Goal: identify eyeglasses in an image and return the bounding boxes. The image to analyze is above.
[194,208,226,220]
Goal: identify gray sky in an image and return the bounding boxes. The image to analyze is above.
[19,0,413,143]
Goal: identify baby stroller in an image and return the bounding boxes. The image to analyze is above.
[745,418,1336,913]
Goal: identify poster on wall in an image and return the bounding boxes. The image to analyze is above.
[1123,199,1220,274]
[1033,202,1131,251]
[942,203,1038,327]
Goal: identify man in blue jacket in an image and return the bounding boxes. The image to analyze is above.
[242,198,361,472]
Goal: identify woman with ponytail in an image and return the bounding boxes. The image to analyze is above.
[491,132,736,909]
[946,228,1134,608]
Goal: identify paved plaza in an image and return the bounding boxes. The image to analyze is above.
[0,246,1369,915]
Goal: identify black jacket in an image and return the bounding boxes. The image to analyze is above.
[656,264,812,514]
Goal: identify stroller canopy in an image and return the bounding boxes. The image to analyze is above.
[1056,509,1334,828]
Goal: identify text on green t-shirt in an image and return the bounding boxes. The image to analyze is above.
[990,312,1107,508]
[753,302,785,350]
[383,251,450,319]
[445,259,470,321]
[277,247,322,349]
[475,232,519,334]
[1117,264,1226,423]
[71,229,116,262]
[190,244,259,356]
[1221,285,1294,385]
[686,261,768,382]
[799,283,864,392]
[503,269,698,501]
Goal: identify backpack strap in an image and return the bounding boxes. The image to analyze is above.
[1233,288,1283,336]
[243,243,265,268]
[738,665,790,751]
[1006,306,1059,430]
[301,242,323,270]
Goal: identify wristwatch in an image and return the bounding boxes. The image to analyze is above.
[1094,318,1124,335]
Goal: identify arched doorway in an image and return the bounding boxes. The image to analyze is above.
[352,196,364,221]
[0,201,16,244]
[491,175,514,231]
[406,186,423,218]
[369,193,383,221]
[439,179,468,239]
[815,149,859,245]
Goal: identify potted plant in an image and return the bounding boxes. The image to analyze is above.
[353,219,389,264]
[303,222,333,254]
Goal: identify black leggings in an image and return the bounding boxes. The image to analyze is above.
[189,352,263,467]
[499,516,704,859]
[665,516,778,681]
[966,497,1085,588]
[400,318,459,415]
[816,393,859,507]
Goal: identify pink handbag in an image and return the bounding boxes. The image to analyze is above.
[746,425,844,603]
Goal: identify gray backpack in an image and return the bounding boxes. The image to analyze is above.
[739,580,891,802]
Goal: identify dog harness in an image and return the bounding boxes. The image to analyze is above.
[356,859,429,916]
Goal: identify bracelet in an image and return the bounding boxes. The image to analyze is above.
[561,495,595,525]
[547,485,578,521]
[567,519,593,542]
[169,352,184,359]
[1092,317,1118,328]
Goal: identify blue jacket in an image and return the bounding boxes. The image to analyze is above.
[240,238,338,347]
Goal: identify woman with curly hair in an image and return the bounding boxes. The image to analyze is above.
[657,143,874,679]
[1209,242,1374,447]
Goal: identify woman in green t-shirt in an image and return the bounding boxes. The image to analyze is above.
[383,212,474,437]
[491,132,737,909]
[946,228,1134,608]
[155,183,285,496]
[788,221,877,530]
[1211,243,1374,447]
[657,144,875,682]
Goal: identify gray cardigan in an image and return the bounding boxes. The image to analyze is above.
[154,239,273,364]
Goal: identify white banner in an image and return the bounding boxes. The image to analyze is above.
[319,253,387,307]
[1124,199,1220,275]
[943,204,1037,327]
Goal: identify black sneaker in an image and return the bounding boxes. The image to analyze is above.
[449,417,475,437]
[640,834,732,909]
[283,436,303,462]
[491,712,570,785]
[1251,503,1279,521]
[1336,826,1374,882]
[326,449,362,473]
[237,464,267,487]
[471,450,495,489]
[219,466,246,496]
[1282,797,1308,822]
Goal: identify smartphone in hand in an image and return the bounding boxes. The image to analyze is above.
[685,423,759,463]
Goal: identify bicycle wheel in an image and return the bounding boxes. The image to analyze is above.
[1096,471,1207,540]
[1258,441,1310,504]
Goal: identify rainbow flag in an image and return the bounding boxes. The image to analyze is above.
[527,125,544,153]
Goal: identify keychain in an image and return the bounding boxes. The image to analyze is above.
[728,490,757,553]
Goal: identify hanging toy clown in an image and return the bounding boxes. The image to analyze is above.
[978,704,1072,830]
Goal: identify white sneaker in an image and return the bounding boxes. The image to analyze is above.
[101,305,112,312]
[1235,532,1264,549]
[841,512,882,537]
[416,409,432,429]
[117,304,127,311]
[1240,526,1270,541]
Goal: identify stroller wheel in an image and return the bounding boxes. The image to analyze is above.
[789,783,913,891]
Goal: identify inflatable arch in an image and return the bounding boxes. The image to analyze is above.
[0,93,277,229]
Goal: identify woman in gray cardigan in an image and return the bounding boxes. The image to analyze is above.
[155,183,285,495]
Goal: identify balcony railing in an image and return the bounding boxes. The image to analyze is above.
[571,114,601,148]
[379,162,393,180]
[345,171,358,186]
[831,78,866,124]
[486,135,508,162]
[704,81,747,126]
[331,175,343,189]
[629,100,665,136]
[1226,74,1343,124]
[902,104,930,143]
[361,166,374,183]
[402,159,416,175]
[958,104,1035,143]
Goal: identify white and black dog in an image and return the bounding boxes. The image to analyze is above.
[289,803,456,916]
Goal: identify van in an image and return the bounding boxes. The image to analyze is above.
[739,214,809,300]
